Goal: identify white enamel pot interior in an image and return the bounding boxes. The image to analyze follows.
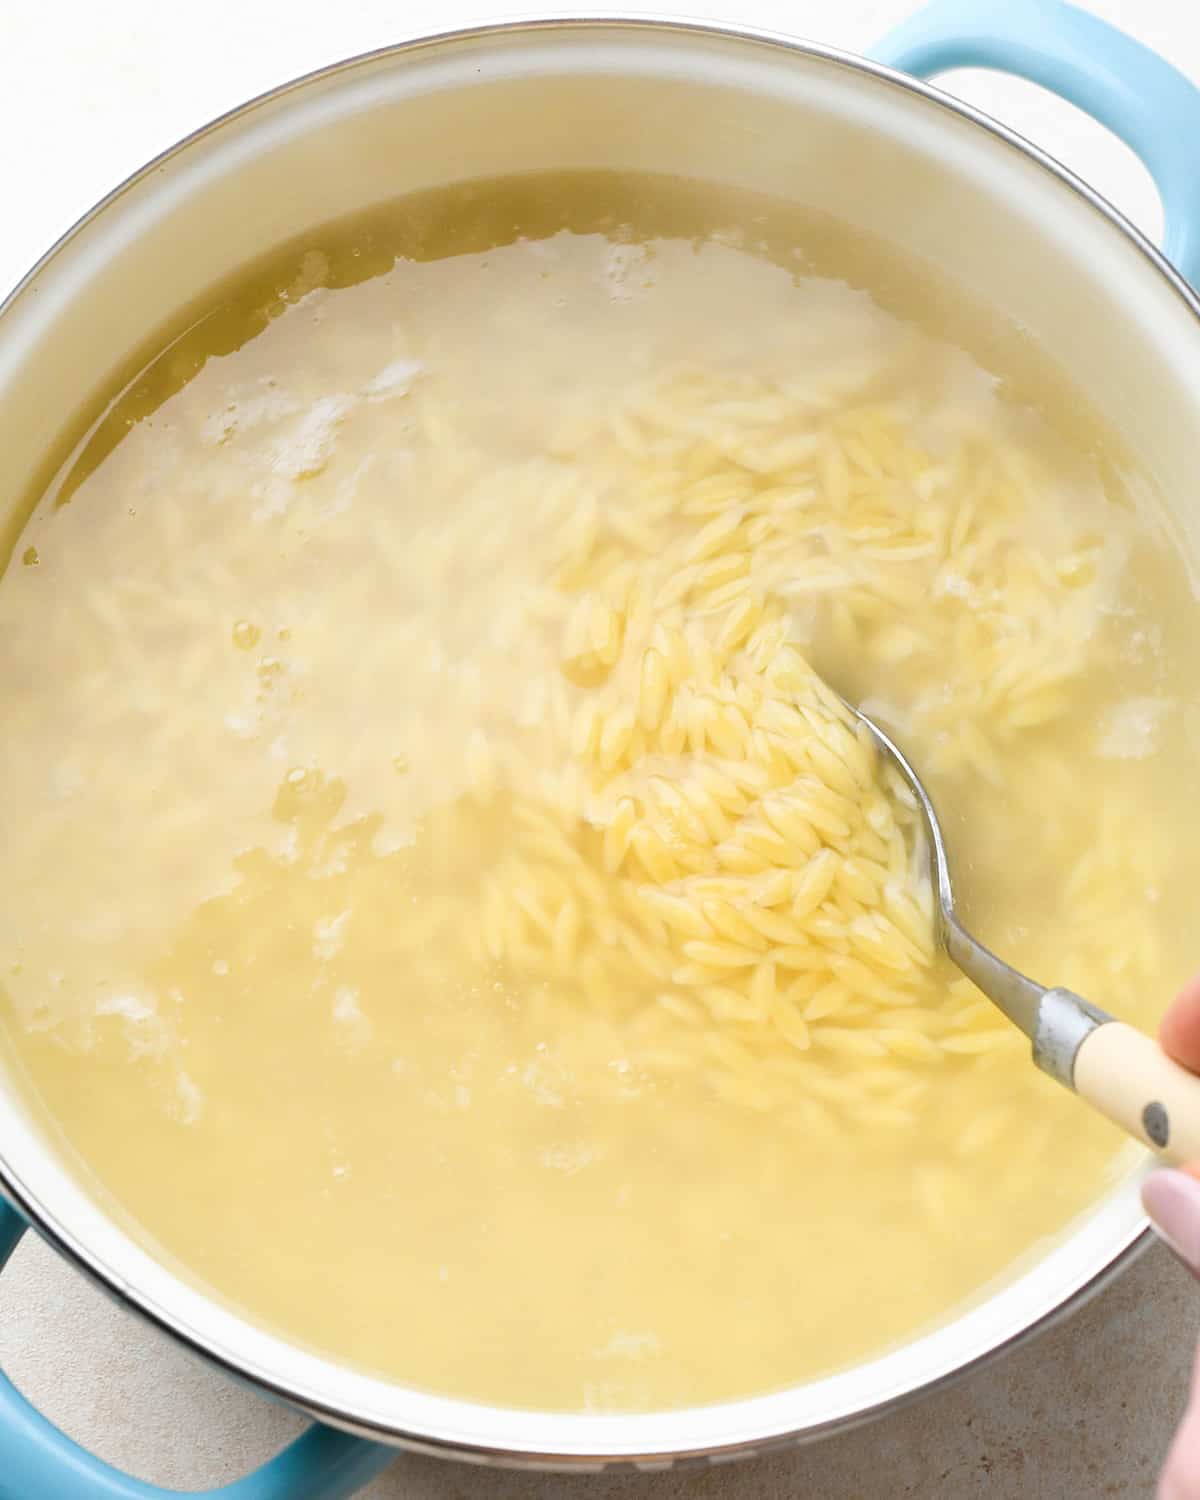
[1,14,1199,1470]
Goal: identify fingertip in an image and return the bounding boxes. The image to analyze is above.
[1143,1169,1200,1276]
[1160,974,1200,1074]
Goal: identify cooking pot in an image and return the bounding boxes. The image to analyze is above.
[2,1,1200,1494]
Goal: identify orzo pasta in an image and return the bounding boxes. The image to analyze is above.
[1,173,1195,1410]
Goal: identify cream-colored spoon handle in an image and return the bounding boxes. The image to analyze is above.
[1072,1021,1200,1165]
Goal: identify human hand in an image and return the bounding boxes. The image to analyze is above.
[1141,975,1200,1498]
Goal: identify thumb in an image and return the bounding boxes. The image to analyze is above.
[1144,1173,1200,1497]
[1145,1171,1200,1279]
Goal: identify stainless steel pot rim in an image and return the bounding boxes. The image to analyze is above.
[5,10,1200,326]
[0,1162,1157,1467]
[0,11,1190,1466]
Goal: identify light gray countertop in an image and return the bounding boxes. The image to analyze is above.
[2,1,1199,1495]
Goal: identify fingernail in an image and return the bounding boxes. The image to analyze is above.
[1142,1170,1200,1273]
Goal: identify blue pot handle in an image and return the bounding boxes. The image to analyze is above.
[873,0,1200,287]
[0,1200,393,1500]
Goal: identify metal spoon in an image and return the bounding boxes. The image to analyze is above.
[844,698,1200,1165]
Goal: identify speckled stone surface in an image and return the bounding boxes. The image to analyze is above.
[2,2,1199,1496]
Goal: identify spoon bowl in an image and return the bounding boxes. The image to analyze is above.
[843,695,1200,1165]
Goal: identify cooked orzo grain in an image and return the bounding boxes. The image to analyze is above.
[1,172,1194,1411]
